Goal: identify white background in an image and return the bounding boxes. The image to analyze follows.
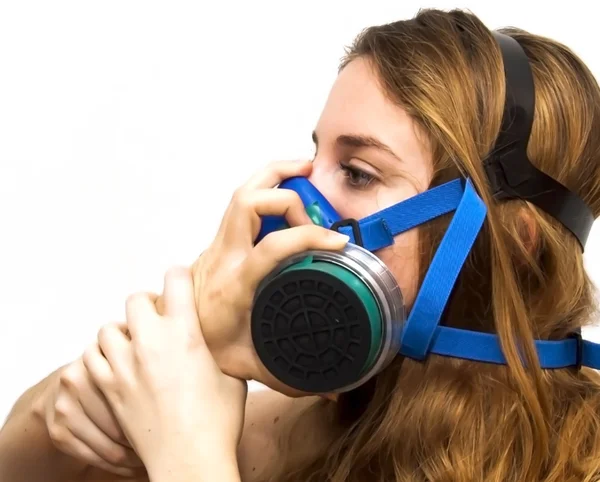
[1,0,598,424]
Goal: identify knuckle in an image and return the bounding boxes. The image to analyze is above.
[258,230,280,251]
[48,424,70,445]
[98,322,112,337]
[230,186,245,203]
[59,364,81,391]
[81,345,95,367]
[280,188,303,206]
[53,397,72,419]
[125,292,144,310]
[97,323,114,347]
[231,188,253,210]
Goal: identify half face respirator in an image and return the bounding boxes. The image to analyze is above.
[249,32,597,394]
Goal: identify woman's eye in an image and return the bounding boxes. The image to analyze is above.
[339,162,376,189]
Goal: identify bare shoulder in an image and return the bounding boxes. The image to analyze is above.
[80,388,319,482]
[237,387,321,481]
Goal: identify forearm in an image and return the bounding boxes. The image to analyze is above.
[0,369,87,482]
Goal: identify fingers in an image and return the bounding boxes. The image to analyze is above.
[216,160,316,251]
[83,341,115,391]
[224,188,314,250]
[96,323,131,371]
[238,224,349,292]
[58,400,143,469]
[48,362,143,477]
[124,292,159,342]
[76,361,131,446]
[241,159,312,191]
[52,431,142,477]
[161,267,199,333]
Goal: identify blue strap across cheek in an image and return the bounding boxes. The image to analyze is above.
[339,177,600,370]
[335,179,465,251]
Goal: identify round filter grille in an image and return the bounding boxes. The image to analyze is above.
[251,268,374,393]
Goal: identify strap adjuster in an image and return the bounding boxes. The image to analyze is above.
[572,329,583,371]
[331,218,363,247]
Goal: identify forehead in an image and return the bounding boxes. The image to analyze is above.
[315,58,411,144]
[314,57,431,177]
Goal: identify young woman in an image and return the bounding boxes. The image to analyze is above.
[1,7,599,482]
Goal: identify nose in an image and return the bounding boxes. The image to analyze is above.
[306,162,348,220]
[307,162,334,199]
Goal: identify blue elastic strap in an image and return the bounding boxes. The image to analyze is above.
[427,326,600,369]
[336,179,465,251]
[339,177,600,370]
[399,179,487,359]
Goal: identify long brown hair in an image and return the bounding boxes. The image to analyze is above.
[262,8,600,481]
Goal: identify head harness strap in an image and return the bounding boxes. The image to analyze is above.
[484,32,595,250]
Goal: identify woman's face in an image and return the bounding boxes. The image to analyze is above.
[309,57,433,308]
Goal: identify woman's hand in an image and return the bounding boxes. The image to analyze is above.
[190,160,349,394]
[35,352,145,477]
[83,266,246,482]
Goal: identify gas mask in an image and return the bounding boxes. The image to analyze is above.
[249,31,597,394]
[251,176,484,393]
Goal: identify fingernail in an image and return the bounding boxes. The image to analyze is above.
[329,231,350,243]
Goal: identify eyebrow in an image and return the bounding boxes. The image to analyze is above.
[312,130,403,163]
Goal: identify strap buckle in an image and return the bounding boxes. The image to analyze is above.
[572,329,583,371]
[331,218,363,247]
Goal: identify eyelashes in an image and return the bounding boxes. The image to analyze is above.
[338,161,377,189]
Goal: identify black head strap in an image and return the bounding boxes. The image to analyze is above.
[484,31,594,250]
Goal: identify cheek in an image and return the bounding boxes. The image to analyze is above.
[377,228,420,309]
[309,164,422,306]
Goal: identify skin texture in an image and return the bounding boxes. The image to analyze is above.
[308,56,432,306]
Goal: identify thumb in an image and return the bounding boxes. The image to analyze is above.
[162,266,203,336]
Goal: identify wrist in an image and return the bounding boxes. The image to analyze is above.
[212,344,260,381]
[189,255,260,382]
[148,447,240,482]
